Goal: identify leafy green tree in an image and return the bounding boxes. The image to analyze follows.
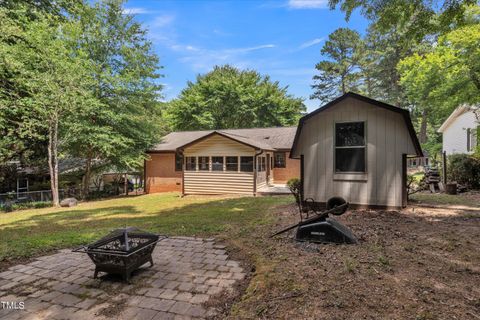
[165,65,305,130]
[311,28,364,103]
[0,8,97,206]
[67,0,164,195]
[328,0,476,33]
[399,22,480,146]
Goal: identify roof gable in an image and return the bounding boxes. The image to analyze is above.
[290,92,423,157]
[437,105,475,133]
[148,126,297,152]
[178,131,274,151]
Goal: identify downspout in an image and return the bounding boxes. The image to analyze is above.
[253,149,264,196]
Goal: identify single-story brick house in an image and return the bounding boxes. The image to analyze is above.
[290,92,423,209]
[145,127,300,195]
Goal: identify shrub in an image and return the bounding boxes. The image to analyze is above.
[2,201,52,212]
[448,154,480,189]
[287,178,302,203]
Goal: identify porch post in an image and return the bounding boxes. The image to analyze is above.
[253,153,257,196]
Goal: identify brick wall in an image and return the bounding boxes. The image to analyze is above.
[145,153,182,193]
[272,151,300,183]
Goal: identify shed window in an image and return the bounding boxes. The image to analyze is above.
[226,156,238,171]
[198,156,209,171]
[274,152,286,168]
[212,156,224,171]
[185,157,196,171]
[335,122,366,173]
[175,154,183,171]
[240,156,254,172]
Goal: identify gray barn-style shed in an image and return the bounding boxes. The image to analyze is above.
[290,92,423,209]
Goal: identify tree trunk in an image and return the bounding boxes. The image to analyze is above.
[419,109,428,144]
[124,172,128,195]
[48,115,60,207]
[82,149,93,198]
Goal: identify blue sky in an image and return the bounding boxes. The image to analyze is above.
[123,0,368,112]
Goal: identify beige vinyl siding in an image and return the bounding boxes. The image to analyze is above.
[183,171,254,194]
[298,97,416,208]
[184,134,254,156]
[183,133,256,195]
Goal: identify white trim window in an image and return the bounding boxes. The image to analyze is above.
[335,121,366,173]
[198,156,209,171]
[185,157,196,171]
[226,156,239,171]
[211,156,224,171]
[467,127,478,152]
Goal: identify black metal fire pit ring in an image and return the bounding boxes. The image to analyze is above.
[72,231,168,282]
[72,234,168,256]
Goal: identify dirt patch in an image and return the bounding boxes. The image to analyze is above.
[203,240,255,319]
[226,203,480,319]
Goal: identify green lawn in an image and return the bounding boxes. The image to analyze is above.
[0,193,293,264]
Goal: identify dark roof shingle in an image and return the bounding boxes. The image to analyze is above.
[148,127,297,152]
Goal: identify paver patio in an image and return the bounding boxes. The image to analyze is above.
[0,237,246,319]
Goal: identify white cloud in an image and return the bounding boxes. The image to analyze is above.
[226,44,276,53]
[287,0,329,9]
[151,14,175,28]
[298,38,324,49]
[122,7,149,15]
[169,44,200,52]
[176,44,276,72]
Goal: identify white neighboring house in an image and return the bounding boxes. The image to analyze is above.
[438,106,479,155]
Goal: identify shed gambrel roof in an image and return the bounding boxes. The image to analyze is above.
[148,126,298,152]
[290,92,423,158]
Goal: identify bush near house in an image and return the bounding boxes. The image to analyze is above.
[448,154,480,189]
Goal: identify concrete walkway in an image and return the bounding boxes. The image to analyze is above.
[257,184,291,195]
[0,237,246,319]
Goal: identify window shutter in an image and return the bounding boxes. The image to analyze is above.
[467,128,471,151]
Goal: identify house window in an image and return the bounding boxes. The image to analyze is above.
[175,154,183,171]
[335,122,366,173]
[274,152,286,168]
[226,156,238,171]
[212,156,224,171]
[240,156,254,172]
[467,127,478,152]
[257,157,266,172]
[185,157,196,171]
[198,156,209,171]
